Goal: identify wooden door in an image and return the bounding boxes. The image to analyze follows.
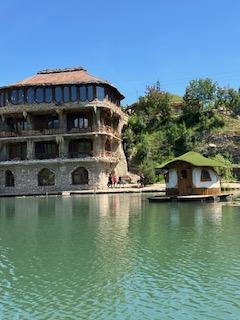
[177,168,192,195]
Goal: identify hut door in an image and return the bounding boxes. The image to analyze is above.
[178,168,192,195]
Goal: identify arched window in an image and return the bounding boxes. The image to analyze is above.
[18,89,24,104]
[72,167,88,185]
[96,86,105,101]
[87,86,94,101]
[5,170,14,187]
[79,86,86,102]
[27,87,35,104]
[200,169,211,182]
[70,86,77,102]
[10,90,17,104]
[38,168,55,186]
[35,88,44,103]
[45,87,52,103]
[55,87,62,103]
[63,86,70,102]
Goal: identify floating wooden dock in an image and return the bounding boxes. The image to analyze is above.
[148,193,232,203]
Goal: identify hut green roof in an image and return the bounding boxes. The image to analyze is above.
[157,151,226,169]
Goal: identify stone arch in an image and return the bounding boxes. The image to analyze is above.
[72,167,89,185]
[38,168,55,186]
[5,170,14,187]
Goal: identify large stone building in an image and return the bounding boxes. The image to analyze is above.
[0,67,128,194]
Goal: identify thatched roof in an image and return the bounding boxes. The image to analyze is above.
[157,151,226,169]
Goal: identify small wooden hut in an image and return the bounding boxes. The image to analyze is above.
[156,151,225,196]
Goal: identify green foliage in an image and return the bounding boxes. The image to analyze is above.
[217,88,240,116]
[212,154,234,181]
[124,79,239,183]
[183,78,218,108]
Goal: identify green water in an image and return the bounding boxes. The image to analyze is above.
[0,194,240,319]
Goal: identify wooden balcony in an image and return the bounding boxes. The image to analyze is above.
[0,125,120,138]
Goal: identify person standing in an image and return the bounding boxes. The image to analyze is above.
[112,175,117,187]
[107,175,112,188]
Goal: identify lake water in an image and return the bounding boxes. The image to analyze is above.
[0,194,240,319]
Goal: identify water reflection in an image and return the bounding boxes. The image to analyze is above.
[0,195,239,319]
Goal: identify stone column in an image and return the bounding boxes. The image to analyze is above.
[26,113,33,130]
[57,111,67,131]
[94,107,101,128]
[27,140,34,160]
[0,143,7,161]
[59,138,68,158]
[93,135,107,157]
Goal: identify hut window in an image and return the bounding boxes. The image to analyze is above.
[72,167,88,185]
[5,170,14,187]
[38,168,55,186]
[201,169,211,182]
[181,170,187,179]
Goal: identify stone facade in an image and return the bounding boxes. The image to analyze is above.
[0,67,128,194]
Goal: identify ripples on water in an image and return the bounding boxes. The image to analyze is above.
[0,195,240,319]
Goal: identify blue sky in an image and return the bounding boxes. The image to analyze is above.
[0,0,240,105]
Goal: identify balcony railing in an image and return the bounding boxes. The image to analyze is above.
[0,125,120,138]
[0,150,118,162]
[68,151,117,159]
[35,152,59,160]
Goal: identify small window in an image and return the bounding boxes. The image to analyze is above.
[55,87,62,103]
[38,168,55,186]
[35,88,44,103]
[87,86,94,101]
[47,117,59,129]
[70,86,77,102]
[16,119,27,131]
[5,170,14,187]
[73,115,89,129]
[96,86,105,101]
[45,87,52,103]
[201,169,211,182]
[63,86,70,102]
[80,86,86,102]
[27,88,35,104]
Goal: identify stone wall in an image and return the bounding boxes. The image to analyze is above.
[0,160,113,194]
